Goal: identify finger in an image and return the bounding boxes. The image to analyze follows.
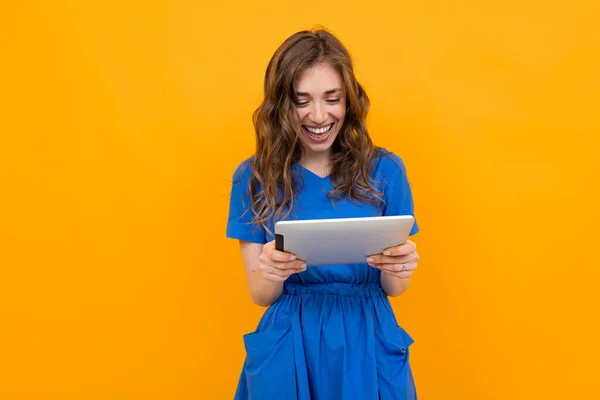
[367,253,419,265]
[260,244,297,264]
[263,264,306,280]
[260,264,291,278]
[367,255,398,265]
[265,260,307,274]
[293,261,307,271]
[263,272,288,282]
[383,240,416,256]
[266,246,298,263]
[283,261,307,273]
[374,263,416,274]
[372,261,418,273]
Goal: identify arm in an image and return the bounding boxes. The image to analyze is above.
[239,241,284,307]
[226,162,296,306]
[374,154,420,296]
[239,240,306,307]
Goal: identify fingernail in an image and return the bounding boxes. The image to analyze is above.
[383,250,391,256]
[301,263,307,270]
[368,263,376,267]
[366,257,375,263]
[289,255,296,261]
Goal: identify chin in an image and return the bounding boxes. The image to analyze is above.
[304,139,335,152]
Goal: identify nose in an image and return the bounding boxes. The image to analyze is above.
[309,103,327,125]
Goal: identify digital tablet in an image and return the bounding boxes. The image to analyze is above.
[274,215,415,266]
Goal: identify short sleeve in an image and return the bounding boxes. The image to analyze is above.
[225,160,267,244]
[380,154,420,236]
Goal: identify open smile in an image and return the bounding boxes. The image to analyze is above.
[303,123,334,141]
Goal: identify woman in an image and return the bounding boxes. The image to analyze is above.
[226,28,421,400]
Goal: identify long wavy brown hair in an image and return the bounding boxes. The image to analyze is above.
[250,28,384,232]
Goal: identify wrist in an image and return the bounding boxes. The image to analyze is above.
[380,271,410,297]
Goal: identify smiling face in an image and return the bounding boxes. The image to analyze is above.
[292,63,346,158]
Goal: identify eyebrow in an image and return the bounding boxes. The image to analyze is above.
[295,88,343,97]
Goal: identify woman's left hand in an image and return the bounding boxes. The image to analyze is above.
[366,240,419,279]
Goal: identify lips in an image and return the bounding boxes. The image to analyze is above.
[303,123,334,143]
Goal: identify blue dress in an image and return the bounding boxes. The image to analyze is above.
[226,151,420,400]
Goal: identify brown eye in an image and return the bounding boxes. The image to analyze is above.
[326,99,341,104]
[295,101,309,107]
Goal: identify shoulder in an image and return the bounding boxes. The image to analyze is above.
[232,157,255,182]
[374,148,407,178]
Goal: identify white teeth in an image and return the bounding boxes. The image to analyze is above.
[305,124,333,134]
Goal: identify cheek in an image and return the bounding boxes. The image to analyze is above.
[295,109,309,121]
[333,104,346,121]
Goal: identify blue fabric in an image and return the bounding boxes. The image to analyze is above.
[226,151,420,400]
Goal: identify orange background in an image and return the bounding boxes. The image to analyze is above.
[1,1,599,399]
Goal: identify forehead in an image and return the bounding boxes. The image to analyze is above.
[294,63,343,92]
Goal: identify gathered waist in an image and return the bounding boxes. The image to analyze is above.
[282,282,385,297]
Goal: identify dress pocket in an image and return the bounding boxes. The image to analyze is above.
[379,324,413,356]
[243,325,298,400]
[376,325,417,400]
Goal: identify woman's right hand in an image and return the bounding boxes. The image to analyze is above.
[259,240,307,282]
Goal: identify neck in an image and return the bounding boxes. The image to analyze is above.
[300,149,332,177]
